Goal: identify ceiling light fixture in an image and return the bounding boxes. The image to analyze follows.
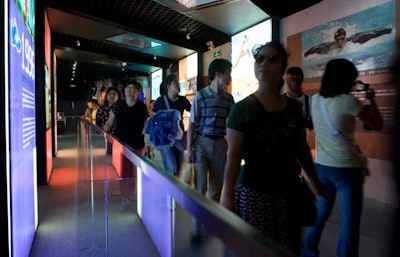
[76,39,80,47]
[186,33,190,40]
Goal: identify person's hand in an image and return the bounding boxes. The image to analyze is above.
[365,89,376,100]
[314,180,328,197]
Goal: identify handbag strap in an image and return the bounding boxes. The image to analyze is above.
[318,95,352,146]
[163,95,171,110]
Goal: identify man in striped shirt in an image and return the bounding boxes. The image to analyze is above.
[186,58,235,240]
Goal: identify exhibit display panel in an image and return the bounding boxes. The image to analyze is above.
[6,0,38,256]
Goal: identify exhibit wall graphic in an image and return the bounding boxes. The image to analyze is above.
[301,0,396,79]
[231,19,272,102]
[286,0,398,161]
[7,0,37,256]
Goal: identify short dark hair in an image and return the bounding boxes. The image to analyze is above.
[286,66,304,82]
[160,74,178,95]
[125,78,142,91]
[320,58,358,97]
[89,98,98,105]
[334,28,346,39]
[208,59,232,82]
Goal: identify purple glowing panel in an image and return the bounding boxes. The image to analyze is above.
[8,0,37,256]
[140,171,173,257]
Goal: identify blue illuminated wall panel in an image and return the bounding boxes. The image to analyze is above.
[7,0,37,256]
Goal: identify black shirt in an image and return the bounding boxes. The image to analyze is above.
[114,100,149,150]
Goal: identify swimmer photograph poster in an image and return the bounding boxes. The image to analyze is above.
[301,0,396,79]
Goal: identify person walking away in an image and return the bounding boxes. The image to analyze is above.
[302,58,382,257]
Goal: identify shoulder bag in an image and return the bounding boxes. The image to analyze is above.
[319,96,368,172]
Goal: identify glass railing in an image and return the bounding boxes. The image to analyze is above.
[76,120,297,257]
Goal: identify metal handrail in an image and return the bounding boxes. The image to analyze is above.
[83,120,297,257]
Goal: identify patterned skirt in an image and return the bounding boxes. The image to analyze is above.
[234,184,302,254]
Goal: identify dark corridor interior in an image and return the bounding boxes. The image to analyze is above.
[43,0,322,99]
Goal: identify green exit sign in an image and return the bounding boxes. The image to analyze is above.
[213,50,221,58]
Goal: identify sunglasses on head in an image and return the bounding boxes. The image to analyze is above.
[254,54,279,64]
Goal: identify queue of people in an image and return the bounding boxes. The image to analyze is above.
[82,40,384,256]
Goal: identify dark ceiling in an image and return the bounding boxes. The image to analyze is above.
[43,0,322,98]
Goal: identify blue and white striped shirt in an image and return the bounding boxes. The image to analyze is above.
[189,86,234,136]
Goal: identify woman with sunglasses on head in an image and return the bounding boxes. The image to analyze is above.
[220,41,326,254]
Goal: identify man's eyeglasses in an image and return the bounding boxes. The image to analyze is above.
[254,54,279,64]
